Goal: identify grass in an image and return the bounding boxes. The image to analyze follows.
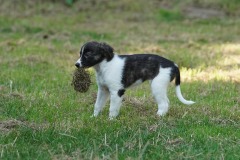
[0,0,240,159]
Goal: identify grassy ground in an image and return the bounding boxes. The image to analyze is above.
[0,0,240,159]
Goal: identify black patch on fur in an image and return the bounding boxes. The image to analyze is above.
[79,41,114,68]
[120,54,176,88]
[171,66,180,85]
[98,42,114,61]
[118,89,125,97]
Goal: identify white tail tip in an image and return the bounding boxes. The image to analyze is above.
[175,85,195,105]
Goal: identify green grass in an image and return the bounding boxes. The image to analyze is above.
[0,0,240,159]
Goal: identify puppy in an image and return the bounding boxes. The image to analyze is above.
[75,41,195,119]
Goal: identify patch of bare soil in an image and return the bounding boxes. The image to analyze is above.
[157,0,227,19]
[0,120,23,133]
[0,119,47,134]
[0,92,25,99]
[183,6,226,19]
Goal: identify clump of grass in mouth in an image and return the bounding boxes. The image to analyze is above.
[71,68,91,93]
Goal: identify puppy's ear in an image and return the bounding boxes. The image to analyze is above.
[98,42,114,61]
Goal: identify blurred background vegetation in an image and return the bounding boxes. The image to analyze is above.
[1,0,240,70]
[1,0,240,16]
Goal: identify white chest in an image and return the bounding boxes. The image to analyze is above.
[94,55,125,90]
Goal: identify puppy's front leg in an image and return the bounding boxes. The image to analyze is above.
[93,86,109,117]
[109,91,123,119]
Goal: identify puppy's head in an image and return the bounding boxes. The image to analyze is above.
[75,41,114,68]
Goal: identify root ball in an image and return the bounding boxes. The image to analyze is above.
[71,68,91,92]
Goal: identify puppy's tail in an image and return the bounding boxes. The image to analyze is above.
[173,65,195,105]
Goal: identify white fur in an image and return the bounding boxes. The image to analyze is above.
[76,44,86,67]
[151,67,171,116]
[93,55,125,119]
[94,55,124,90]
[93,86,109,117]
[175,85,195,105]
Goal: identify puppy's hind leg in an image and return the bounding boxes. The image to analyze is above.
[151,83,169,116]
[93,86,109,117]
[151,68,171,116]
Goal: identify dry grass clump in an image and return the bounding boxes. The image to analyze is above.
[71,68,91,93]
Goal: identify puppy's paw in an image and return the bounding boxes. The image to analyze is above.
[93,109,101,117]
[90,114,97,118]
[109,116,115,120]
[157,110,168,116]
[109,115,119,121]
[109,110,119,120]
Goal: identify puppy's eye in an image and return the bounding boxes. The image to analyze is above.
[84,52,91,58]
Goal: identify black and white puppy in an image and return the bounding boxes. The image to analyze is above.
[75,41,195,119]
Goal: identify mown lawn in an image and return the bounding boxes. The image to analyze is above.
[0,1,239,159]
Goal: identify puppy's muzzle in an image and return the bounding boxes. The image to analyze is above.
[75,58,82,68]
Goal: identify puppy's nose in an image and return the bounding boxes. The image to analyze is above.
[75,63,80,68]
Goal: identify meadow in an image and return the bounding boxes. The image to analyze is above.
[0,0,239,159]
